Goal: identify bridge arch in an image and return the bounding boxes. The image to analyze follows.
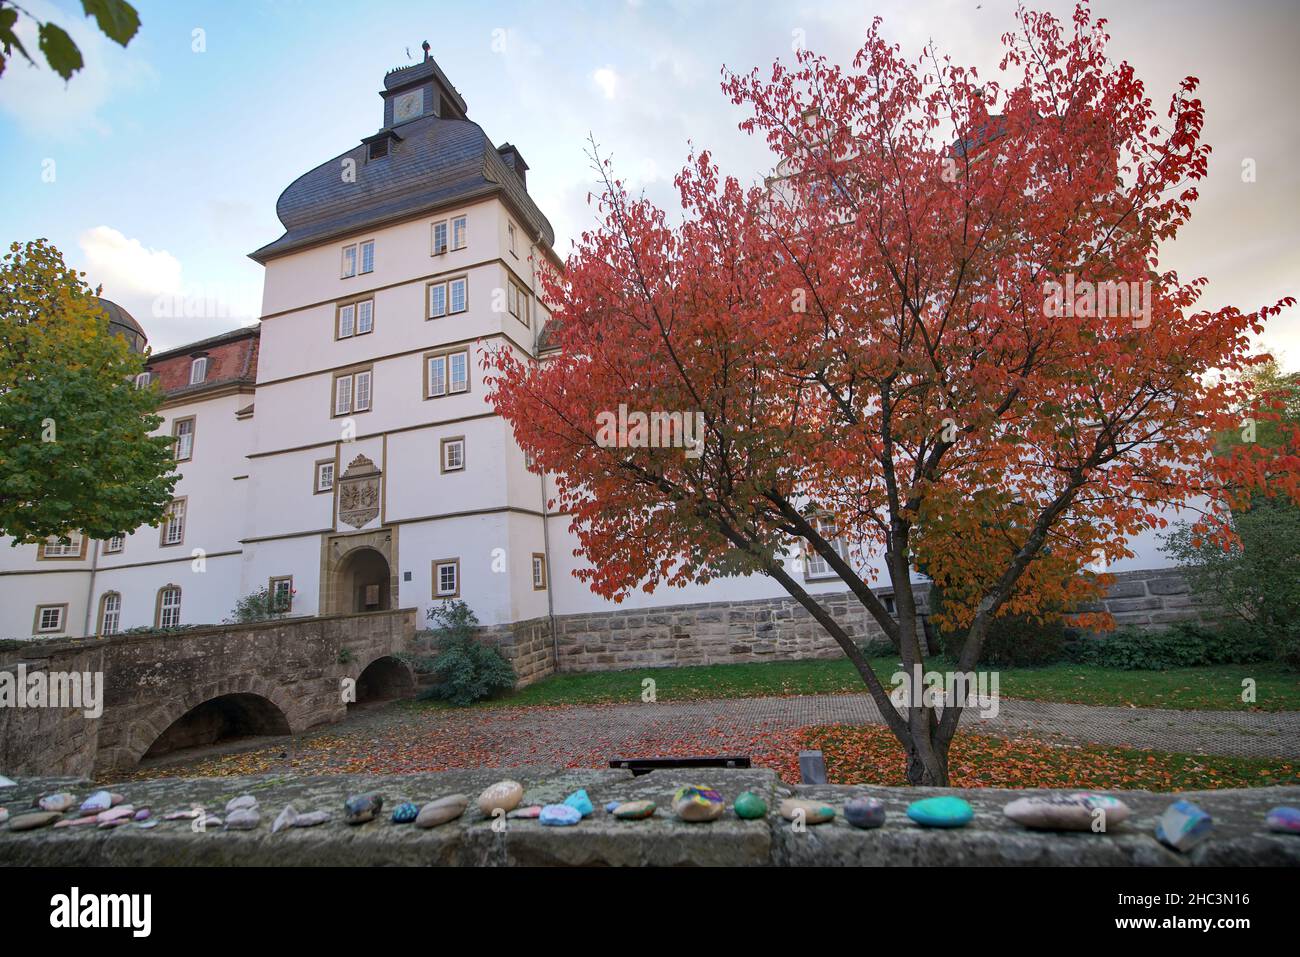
[349,653,416,707]
[126,675,299,767]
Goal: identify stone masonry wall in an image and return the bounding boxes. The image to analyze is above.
[1078,567,1219,632]
[479,616,555,687]
[0,646,105,778]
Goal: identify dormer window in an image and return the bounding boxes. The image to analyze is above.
[189,357,208,385]
[134,371,152,389]
[368,138,389,160]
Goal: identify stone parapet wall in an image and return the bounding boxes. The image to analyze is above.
[1,769,1294,866]
[479,616,555,687]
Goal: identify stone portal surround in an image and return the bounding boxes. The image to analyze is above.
[477,568,1210,683]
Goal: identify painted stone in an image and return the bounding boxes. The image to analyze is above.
[226,794,258,814]
[97,805,135,824]
[844,796,887,829]
[136,820,159,830]
[477,780,524,817]
[0,808,8,826]
[198,815,223,829]
[733,792,768,820]
[163,808,203,821]
[344,794,383,825]
[605,801,621,814]
[38,793,77,813]
[54,815,100,828]
[507,805,543,820]
[563,788,595,818]
[1155,800,1213,852]
[132,808,152,822]
[0,775,16,788]
[673,786,725,823]
[79,790,113,813]
[272,805,297,833]
[9,811,61,831]
[611,800,657,820]
[293,810,330,828]
[780,798,835,825]
[110,793,127,806]
[98,819,129,829]
[906,796,974,828]
[391,801,419,824]
[539,804,582,827]
[226,808,260,830]
[415,794,468,829]
[1003,793,1131,832]
[1266,806,1300,835]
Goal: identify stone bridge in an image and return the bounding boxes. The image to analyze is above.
[0,608,417,778]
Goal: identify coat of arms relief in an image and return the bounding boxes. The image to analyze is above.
[337,454,382,529]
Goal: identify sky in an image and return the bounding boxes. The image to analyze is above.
[1,0,1296,361]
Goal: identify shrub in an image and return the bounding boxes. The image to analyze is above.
[929,585,1067,667]
[226,585,293,624]
[416,600,516,706]
[1064,622,1271,670]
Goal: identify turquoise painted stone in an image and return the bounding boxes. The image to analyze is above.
[734,791,767,820]
[1156,800,1213,852]
[391,801,418,824]
[539,804,582,827]
[563,789,594,818]
[1266,807,1300,834]
[906,796,974,828]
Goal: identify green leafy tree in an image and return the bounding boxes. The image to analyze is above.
[415,600,517,706]
[0,0,140,80]
[0,239,177,543]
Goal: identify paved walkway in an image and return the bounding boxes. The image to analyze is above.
[451,694,1300,762]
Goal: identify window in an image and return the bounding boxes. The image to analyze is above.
[156,586,182,628]
[432,220,449,255]
[803,515,847,579]
[269,576,294,613]
[360,240,375,274]
[433,559,460,598]
[333,367,373,416]
[189,357,207,385]
[134,371,152,389]
[367,138,388,161]
[104,535,125,555]
[532,553,547,590]
[39,532,84,560]
[507,221,518,256]
[172,416,195,462]
[34,604,66,634]
[160,498,186,547]
[341,244,358,278]
[425,349,469,398]
[337,299,373,338]
[314,459,335,494]
[441,436,465,472]
[427,276,468,318]
[507,280,529,327]
[452,215,467,250]
[98,592,121,636]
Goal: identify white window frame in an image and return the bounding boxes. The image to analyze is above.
[100,593,121,636]
[441,437,465,472]
[173,417,195,462]
[158,587,182,628]
[315,460,335,493]
[448,350,468,394]
[434,559,459,598]
[359,239,375,274]
[431,221,449,255]
[356,298,374,335]
[161,499,186,547]
[448,276,467,314]
[507,221,518,256]
[803,516,847,580]
[341,244,358,278]
[189,357,207,385]
[452,215,467,250]
[41,533,83,558]
[337,302,355,338]
[104,534,125,555]
[134,372,152,389]
[36,604,65,633]
[532,553,547,590]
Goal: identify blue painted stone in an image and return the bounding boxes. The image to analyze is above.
[344,793,383,825]
[80,790,113,814]
[844,796,887,829]
[539,804,582,827]
[1266,807,1300,835]
[391,801,419,824]
[563,789,594,818]
[605,801,621,814]
[906,796,973,828]
[1155,799,1213,852]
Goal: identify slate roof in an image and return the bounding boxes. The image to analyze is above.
[94,297,147,353]
[249,112,555,263]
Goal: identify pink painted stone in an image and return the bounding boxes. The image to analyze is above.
[53,815,100,828]
[507,805,543,819]
[97,805,135,824]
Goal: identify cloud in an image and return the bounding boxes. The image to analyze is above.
[0,0,155,138]
[79,226,184,302]
[592,67,619,100]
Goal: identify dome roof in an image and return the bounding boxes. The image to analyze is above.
[95,297,148,353]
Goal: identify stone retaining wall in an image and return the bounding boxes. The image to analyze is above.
[1,769,1294,866]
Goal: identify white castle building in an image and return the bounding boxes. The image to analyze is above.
[0,54,1187,679]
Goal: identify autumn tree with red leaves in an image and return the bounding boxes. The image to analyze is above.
[487,3,1298,785]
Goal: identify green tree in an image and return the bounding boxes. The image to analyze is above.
[0,239,177,543]
[0,0,140,80]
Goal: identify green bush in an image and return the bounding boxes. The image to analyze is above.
[415,600,516,706]
[1064,622,1271,670]
[929,586,1067,667]
[226,585,293,624]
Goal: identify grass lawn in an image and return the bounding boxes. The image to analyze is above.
[792,724,1299,791]
[428,656,1300,711]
